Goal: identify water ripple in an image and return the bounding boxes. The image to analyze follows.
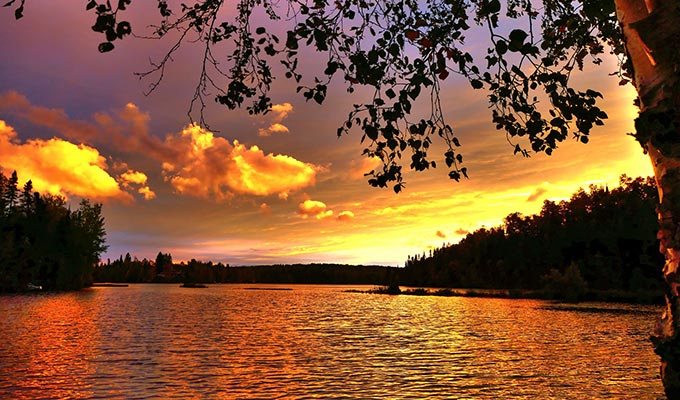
[0,285,664,399]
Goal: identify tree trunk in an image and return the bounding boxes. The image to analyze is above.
[615,0,680,397]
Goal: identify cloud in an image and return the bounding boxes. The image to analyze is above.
[0,120,135,201]
[436,230,446,239]
[137,186,156,200]
[258,123,289,137]
[0,91,177,161]
[526,187,548,202]
[258,102,293,137]
[337,210,355,221]
[454,228,469,235]
[348,156,382,180]
[259,203,272,215]
[163,125,318,199]
[119,170,156,200]
[298,199,334,220]
[0,93,318,201]
[119,170,148,185]
[298,199,354,221]
[271,103,294,119]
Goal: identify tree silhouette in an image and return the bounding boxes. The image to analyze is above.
[6,0,680,394]
[404,175,661,294]
[0,170,107,292]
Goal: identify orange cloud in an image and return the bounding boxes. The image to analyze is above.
[163,125,318,199]
[298,199,334,219]
[0,120,132,201]
[258,123,290,137]
[271,103,293,119]
[436,230,446,239]
[138,186,156,200]
[455,228,470,235]
[298,199,354,221]
[257,102,293,136]
[337,210,355,221]
[120,170,148,185]
[527,187,548,202]
[119,170,155,200]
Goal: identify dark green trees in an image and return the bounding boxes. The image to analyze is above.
[0,170,107,292]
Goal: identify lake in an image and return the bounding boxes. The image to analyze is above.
[0,284,665,399]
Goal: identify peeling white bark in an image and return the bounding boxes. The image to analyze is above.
[615,0,680,396]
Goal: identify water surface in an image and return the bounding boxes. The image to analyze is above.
[0,284,664,399]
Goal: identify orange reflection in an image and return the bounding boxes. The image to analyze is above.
[0,291,98,399]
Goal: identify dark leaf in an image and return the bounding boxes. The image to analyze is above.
[495,40,507,55]
[106,28,117,42]
[508,29,528,50]
[449,171,461,181]
[365,125,379,141]
[286,31,298,50]
[98,41,115,53]
[324,61,339,75]
[116,21,132,38]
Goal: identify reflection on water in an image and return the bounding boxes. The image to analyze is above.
[0,284,664,399]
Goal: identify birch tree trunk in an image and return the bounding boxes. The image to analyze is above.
[615,0,680,396]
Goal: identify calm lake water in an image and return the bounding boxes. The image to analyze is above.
[0,284,665,399]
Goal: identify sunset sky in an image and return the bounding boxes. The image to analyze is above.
[0,3,653,266]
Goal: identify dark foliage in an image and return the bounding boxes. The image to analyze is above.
[0,171,107,292]
[402,175,663,296]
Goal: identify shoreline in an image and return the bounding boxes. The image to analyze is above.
[87,281,663,305]
[347,286,664,305]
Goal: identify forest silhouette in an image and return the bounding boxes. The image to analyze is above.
[0,171,107,292]
[401,175,662,302]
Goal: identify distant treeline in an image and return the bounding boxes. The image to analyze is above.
[94,252,399,285]
[0,171,107,292]
[401,175,663,297]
